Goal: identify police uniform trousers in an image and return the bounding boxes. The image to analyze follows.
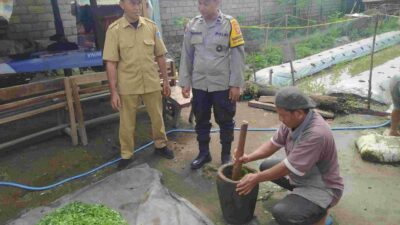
[192,88,235,155]
[119,91,168,159]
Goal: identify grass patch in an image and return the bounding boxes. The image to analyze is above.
[348,45,400,76]
[0,147,114,224]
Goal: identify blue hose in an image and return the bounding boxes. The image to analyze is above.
[0,120,391,191]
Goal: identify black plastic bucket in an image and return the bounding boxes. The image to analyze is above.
[216,163,259,224]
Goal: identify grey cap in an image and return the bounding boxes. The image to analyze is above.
[275,87,316,110]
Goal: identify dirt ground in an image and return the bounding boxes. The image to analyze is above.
[1,101,399,225]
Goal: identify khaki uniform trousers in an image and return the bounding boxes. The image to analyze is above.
[119,91,168,159]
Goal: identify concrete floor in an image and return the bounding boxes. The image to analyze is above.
[152,103,400,225]
[1,102,399,225]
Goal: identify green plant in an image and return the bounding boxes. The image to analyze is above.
[37,202,128,225]
[327,11,345,23]
[236,15,245,24]
[246,46,284,70]
[172,16,190,28]
[243,28,265,41]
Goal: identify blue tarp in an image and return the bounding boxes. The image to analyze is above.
[0,50,103,74]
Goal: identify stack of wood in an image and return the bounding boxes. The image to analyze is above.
[248,94,390,119]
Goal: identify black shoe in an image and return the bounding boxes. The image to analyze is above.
[190,154,212,170]
[221,154,231,165]
[117,158,133,170]
[155,146,175,159]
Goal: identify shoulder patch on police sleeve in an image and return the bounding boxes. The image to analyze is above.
[229,18,245,48]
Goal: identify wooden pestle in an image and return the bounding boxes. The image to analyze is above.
[231,121,249,181]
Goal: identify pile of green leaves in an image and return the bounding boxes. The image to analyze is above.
[37,202,128,225]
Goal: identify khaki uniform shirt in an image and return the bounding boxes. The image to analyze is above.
[179,11,245,92]
[103,16,167,95]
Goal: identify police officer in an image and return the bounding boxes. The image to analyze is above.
[179,0,245,169]
[103,0,174,170]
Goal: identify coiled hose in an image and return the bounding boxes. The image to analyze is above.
[0,120,391,191]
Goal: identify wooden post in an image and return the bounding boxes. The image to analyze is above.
[71,80,88,145]
[264,23,269,49]
[290,60,295,86]
[367,15,379,110]
[258,0,262,24]
[306,0,312,37]
[269,69,273,85]
[64,78,79,146]
[285,14,288,40]
[232,121,249,181]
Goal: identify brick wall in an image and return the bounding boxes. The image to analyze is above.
[7,0,77,46]
[160,0,343,57]
[5,0,342,55]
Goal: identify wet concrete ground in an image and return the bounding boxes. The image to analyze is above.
[1,102,399,225]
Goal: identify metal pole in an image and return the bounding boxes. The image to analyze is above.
[367,15,379,110]
[258,0,262,24]
[50,0,65,36]
[285,14,288,40]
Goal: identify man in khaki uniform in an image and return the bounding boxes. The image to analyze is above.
[103,0,174,170]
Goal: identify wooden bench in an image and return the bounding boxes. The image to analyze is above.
[69,58,190,145]
[162,86,191,128]
[0,78,78,150]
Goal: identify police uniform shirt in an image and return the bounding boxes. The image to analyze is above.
[103,16,167,95]
[179,11,245,92]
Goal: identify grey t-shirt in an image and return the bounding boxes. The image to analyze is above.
[271,111,344,208]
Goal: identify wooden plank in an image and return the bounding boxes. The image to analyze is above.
[0,78,64,102]
[0,124,69,150]
[248,100,334,119]
[259,95,339,105]
[80,91,110,101]
[314,109,335,119]
[248,100,276,111]
[258,96,275,104]
[64,78,78,146]
[71,72,107,86]
[79,84,109,95]
[0,91,65,111]
[0,102,66,125]
[71,80,88,145]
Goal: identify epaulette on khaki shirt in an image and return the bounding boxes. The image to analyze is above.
[103,16,167,95]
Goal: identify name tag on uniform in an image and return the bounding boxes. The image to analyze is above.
[215,32,229,37]
[190,31,202,35]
